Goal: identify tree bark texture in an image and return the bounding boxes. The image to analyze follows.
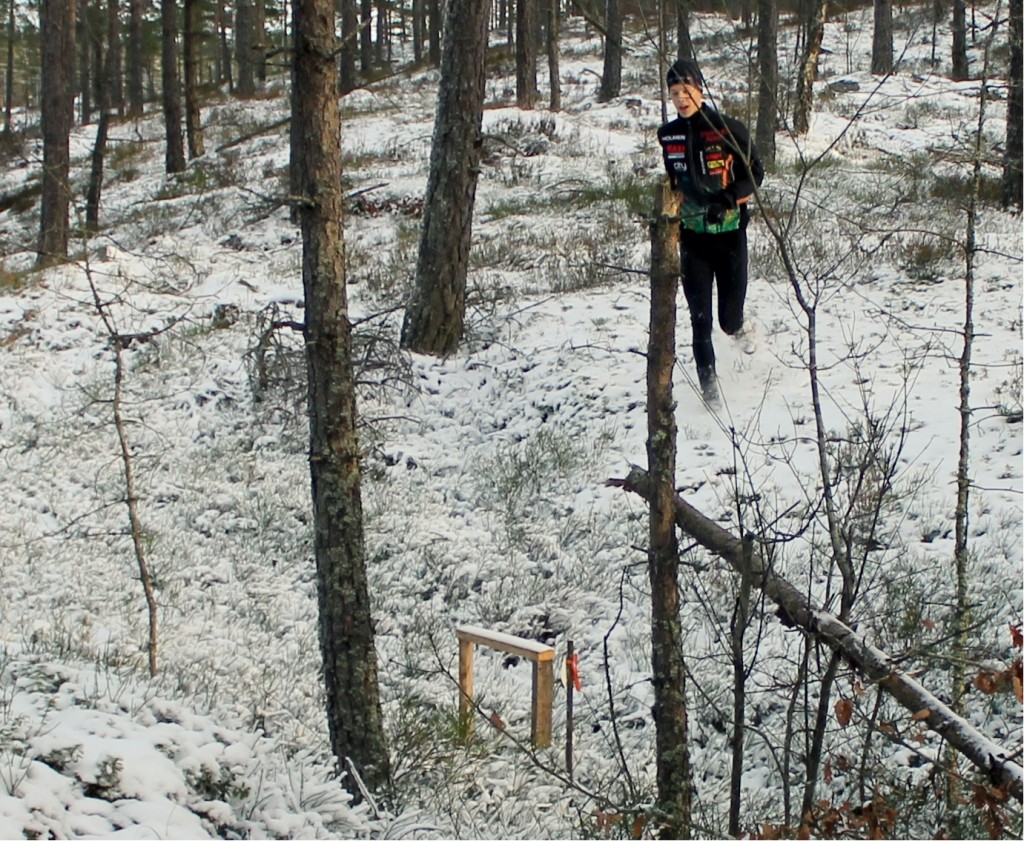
[675,0,693,63]
[4,0,14,132]
[516,0,537,108]
[126,0,144,116]
[870,0,893,75]
[338,0,358,94]
[292,0,391,797]
[184,0,205,158]
[598,0,622,101]
[237,0,257,96]
[160,0,186,172]
[547,0,561,111]
[793,0,825,135]
[37,0,76,268]
[106,0,123,114]
[951,0,968,80]
[647,181,692,838]
[755,0,778,166]
[1003,0,1023,209]
[400,0,492,357]
[610,468,1024,802]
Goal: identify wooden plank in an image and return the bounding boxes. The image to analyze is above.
[458,636,475,742]
[456,625,554,661]
[532,657,554,748]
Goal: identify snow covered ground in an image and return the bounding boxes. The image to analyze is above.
[0,6,1020,839]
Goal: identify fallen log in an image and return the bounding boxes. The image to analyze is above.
[608,465,1024,802]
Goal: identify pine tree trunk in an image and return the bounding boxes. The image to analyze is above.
[292,0,391,798]
[755,0,778,166]
[675,0,693,61]
[184,0,205,158]
[598,0,621,101]
[236,0,257,96]
[1003,0,1023,209]
[516,0,537,108]
[339,0,358,93]
[793,0,825,135]
[401,0,492,356]
[160,0,186,172]
[360,0,372,71]
[870,0,893,74]
[547,0,561,111]
[78,6,92,124]
[106,0,123,114]
[5,0,16,132]
[86,0,115,231]
[428,0,441,65]
[951,0,968,79]
[37,0,76,268]
[127,0,144,116]
[647,180,692,839]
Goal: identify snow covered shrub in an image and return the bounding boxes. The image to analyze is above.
[107,138,146,184]
[897,232,958,282]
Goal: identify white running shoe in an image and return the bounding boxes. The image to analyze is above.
[734,321,757,355]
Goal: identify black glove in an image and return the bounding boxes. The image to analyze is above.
[705,190,737,224]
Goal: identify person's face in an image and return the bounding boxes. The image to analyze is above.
[670,81,702,117]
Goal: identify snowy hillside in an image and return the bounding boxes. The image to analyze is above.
[0,6,1021,839]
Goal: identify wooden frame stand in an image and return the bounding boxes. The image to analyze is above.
[456,624,555,749]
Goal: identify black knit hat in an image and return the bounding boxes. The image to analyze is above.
[666,58,704,88]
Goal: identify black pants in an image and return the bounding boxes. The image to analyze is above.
[680,226,748,380]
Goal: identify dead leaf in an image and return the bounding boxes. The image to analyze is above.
[1010,624,1023,649]
[974,672,998,694]
[489,711,506,731]
[911,708,931,721]
[835,697,853,728]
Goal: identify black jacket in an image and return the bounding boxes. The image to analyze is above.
[657,105,764,230]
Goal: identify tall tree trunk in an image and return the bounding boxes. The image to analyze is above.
[647,180,692,839]
[427,0,441,65]
[339,0,358,93]
[951,0,968,79]
[38,0,77,268]
[374,0,386,66]
[292,0,391,798]
[126,0,144,116]
[218,0,234,91]
[598,0,621,101]
[755,0,778,166]
[256,0,267,81]
[87,0,117,230]
[359,0,372,71]
[728,553,752,836]
[516,0,537,108]
[675,0,693,61]
[412,0,424,62]
[4,0,15,133]
[106,0,123,114]
[400,0,492,356]
[1003,0,1023,209]
[547,0,560,111]
[237,0,257,96]
[870,0,893,74]
[160,0,186,172]
[184,0,205,157]
[793,0,825,135]
[78,4,93,124]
